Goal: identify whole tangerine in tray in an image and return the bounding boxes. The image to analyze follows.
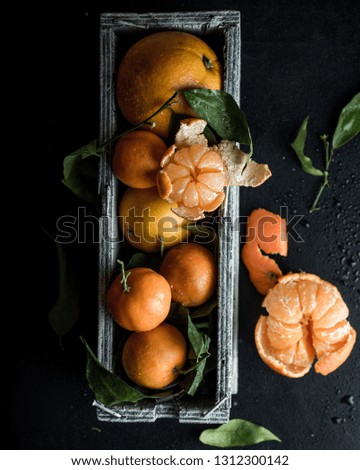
[122,323,188,389]
[255,272,357,378]
[160,242,217,307]
[107,267,171,332]
[112,130,167,189]
[119,186,189,253]
[116,31,222,138]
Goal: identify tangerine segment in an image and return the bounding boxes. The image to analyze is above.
[267,316,303,349]
[255,315,312,378]
[312,297,349,329]
[241,241,282,295]
[255,272,357,378]
[263,280,302,324]
[241,208,288,296]
[315,327,357,376]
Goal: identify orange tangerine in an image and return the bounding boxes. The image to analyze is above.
[122,323,188,389]
[119,187,189,253]
[112,130,167,188]
[116,31,222,138]
[107,267,171,332]
[159,242,217,307]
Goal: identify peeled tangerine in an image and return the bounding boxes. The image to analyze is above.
[157,119,271,221]
[255,272,357,378]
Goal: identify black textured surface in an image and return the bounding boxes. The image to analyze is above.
[15,0,360,450]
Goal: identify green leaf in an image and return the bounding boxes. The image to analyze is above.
[186,315,211,396]
[199,419,281,448]
[188,315,210,358]
[290,116,324,176]
[125,252,161,272]
[332,92,360,149]
[184,89,253,155]
[81,337,158,406]
[62,140,100,203]
[190,297,217,319]
[48,241,81,337]
[203,125,218,145]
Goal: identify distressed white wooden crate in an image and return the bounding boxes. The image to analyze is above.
[96,11,240,423]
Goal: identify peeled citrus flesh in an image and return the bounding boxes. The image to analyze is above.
[157,119,271,221]
[157,143,227,221]
[255,272,357,378]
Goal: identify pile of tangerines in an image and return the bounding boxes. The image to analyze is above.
[107,31,222,391]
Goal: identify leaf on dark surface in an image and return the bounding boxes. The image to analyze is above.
[183,89,253,154]
[199,419,281,448]
[62,141,100,203]
[81,337,158,406]
[48,241,81,337]
[290,116,324,176]
[332,92,360,149]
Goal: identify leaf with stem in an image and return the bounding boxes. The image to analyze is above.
[309,134,333,213]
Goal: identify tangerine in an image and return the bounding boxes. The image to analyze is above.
[156,119,272,221]
[116,31,222,138]
[112,130,167,188]
[122,323,188,389]
[107,267,171,332]
[159,242,217,307]
[119,187,189,253]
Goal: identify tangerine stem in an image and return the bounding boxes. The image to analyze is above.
[117,260,131,293]
[97,91,179,151]
[310,135,333,213]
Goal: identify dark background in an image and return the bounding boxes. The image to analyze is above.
[14,0,359,450]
